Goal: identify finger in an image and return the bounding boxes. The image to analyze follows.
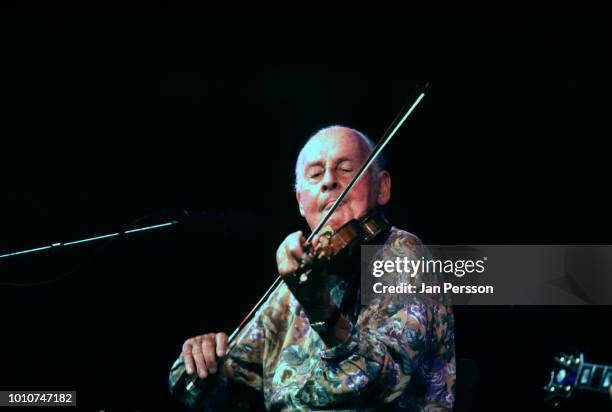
[312,227,332,249]
[311,233,320,247]
[286,240,302,261]
[288,233,306,261]
[216,333,228,357]
[284,243,301,272]
[279,262,299,277]
[182,341,195,375]
[191,341,208,378]
[202,335,218,374]
[276,232,302,264]
[277,250,299,276]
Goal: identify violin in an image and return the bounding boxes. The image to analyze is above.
[289,212,391,284]
[169,84,429,407]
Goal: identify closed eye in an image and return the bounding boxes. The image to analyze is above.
[305,164,324,179]
[337,159,355,174]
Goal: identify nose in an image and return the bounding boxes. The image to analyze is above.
[321,168,339,192]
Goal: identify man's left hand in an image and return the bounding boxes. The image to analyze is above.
[275,231,335,322]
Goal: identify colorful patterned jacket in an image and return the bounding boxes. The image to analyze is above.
[169,227,455,411]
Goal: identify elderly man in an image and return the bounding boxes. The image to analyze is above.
[171,126,455,411]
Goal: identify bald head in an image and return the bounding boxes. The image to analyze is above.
[294,126,385,192]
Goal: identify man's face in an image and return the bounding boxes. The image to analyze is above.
[295,128,391,231]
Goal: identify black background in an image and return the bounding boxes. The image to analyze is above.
[1,3,611,411]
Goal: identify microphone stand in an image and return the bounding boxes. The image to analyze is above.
[0,221,179,261]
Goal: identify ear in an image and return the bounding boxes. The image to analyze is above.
[296,190,305,217]
[376,171,391,206]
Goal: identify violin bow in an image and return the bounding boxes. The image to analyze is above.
[226,82,429,345]
[183,83,428,393]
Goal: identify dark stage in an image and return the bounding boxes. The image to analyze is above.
[1,3,611,411]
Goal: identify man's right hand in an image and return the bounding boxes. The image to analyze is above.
[182,332,228,379]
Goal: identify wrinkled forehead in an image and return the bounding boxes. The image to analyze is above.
[299,129,370,169]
